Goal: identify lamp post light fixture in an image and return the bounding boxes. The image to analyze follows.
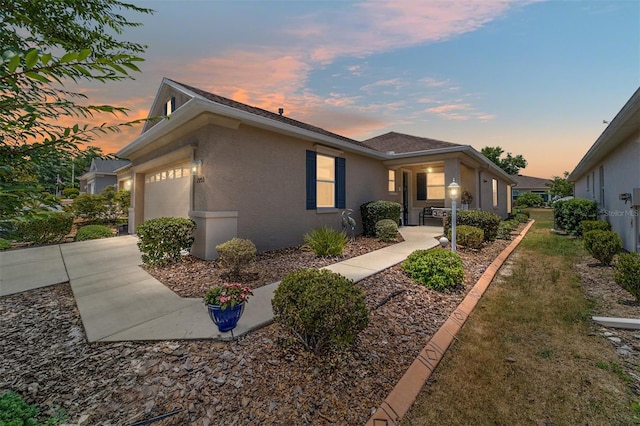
[448,178,460,253]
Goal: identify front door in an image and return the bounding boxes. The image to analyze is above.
[402,171,409,226]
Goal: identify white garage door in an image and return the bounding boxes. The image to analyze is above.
[144,164,191,221]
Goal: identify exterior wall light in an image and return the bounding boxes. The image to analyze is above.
[448,179,460,253]
[191,159,203,177]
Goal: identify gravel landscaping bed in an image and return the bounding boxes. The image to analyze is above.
[577,256,640,395]
[2,229,518,425]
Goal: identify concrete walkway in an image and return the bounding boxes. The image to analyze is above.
[0,226,442,343]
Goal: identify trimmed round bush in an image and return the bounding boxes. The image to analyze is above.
[303,226,348,256]
[553,198,598,235]
[62,187,80,199]
[215,237,257,279]
[136,217,196,265]
[14,211,73,244]
[515,192,543,208]
[0,238,11,250]
[497,220,518,240]
[580,220,611,235]
[402,249,464,291]
[360,200,402,237]
[447,225,484,249]
[515,213,529,223]
[445,210,501,242]
[615,252,640,301]
[72,193,106,221]
[375,219,398,242]
[272,268,369,355]
[75,224,114,241]
[583,230,622,266]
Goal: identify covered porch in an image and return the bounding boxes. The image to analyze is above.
[384,149,515,225]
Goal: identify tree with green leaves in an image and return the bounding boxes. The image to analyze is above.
[481,146,528,175]
[547,171,574,199]
[0,0,153,223]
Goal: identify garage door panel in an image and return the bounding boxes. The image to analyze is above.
[144,165,190,220]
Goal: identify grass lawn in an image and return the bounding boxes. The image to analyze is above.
[402,208,639,425]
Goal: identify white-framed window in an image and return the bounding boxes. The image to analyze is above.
[428,172,445,199]
[164,97,176,116]
[316,154,335,208]
[492,178,498,207]
[388,170,396,192]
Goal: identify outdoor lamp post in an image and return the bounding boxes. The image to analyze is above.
[448,179,460,253]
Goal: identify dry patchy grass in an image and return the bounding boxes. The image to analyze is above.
[403,209,637,425]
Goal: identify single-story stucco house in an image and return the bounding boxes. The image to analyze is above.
[78,158,131,194]
[511,174,553,204]
[116,78,516,259]
[568,86,640,253]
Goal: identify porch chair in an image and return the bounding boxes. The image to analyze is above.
[419,206,434,225]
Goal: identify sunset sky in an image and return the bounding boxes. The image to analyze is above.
[81,0,639,179]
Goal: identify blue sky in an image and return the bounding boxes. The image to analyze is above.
[88,0,639,178]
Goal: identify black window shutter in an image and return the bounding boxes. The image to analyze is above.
[163,102,167,116]
[171,97,176,112]
[306,150,316,209]
[335,157,346,209]
[417,172,427,200]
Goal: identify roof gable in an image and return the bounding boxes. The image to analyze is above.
[160,79,372,149]
[513,174,552,189]
[90,158,131,173]
[361,132,461,154]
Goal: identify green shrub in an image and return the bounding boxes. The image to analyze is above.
[375,219,398,242]
[517,209,531,218]
[515,192,543,208]
[136,217,196,265]
[13,211,73,244]
[215,238,257,279]
[360,200,402,237]
[553,198,598,235]
[303,226,348,256]
[615,252,640,301]
[72,193,106,221]
[444,210,501,242]
[75,224,114,241]
[583,230,622,266]
[580,220,611,234]
[0,391,67,425]
[62,187,79,199]
[515,213,529,223]
[272,268,369,355]
[497,220,518,240]
[0,238,10,250]
[402,249,464,291]
[447,225,484,249]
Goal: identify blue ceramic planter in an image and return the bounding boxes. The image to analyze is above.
[207,302,245,332]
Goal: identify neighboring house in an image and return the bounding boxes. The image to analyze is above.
[568,87,640,253]
[117,78,516,259]
[512,174,553,204]
[78,158,131,194]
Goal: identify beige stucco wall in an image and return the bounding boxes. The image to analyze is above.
[190,122,391,252]
[478,169,510,219]
[573,129,640,252]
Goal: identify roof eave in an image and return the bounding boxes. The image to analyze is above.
[568,87,640,182]
[118,97,387,160]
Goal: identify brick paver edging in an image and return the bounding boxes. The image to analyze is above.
[365,219,536,426]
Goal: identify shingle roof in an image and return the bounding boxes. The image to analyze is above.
[512,174,552,189]
[91,158,131,174]
[168,79,373,150]
[361,132,462,153]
